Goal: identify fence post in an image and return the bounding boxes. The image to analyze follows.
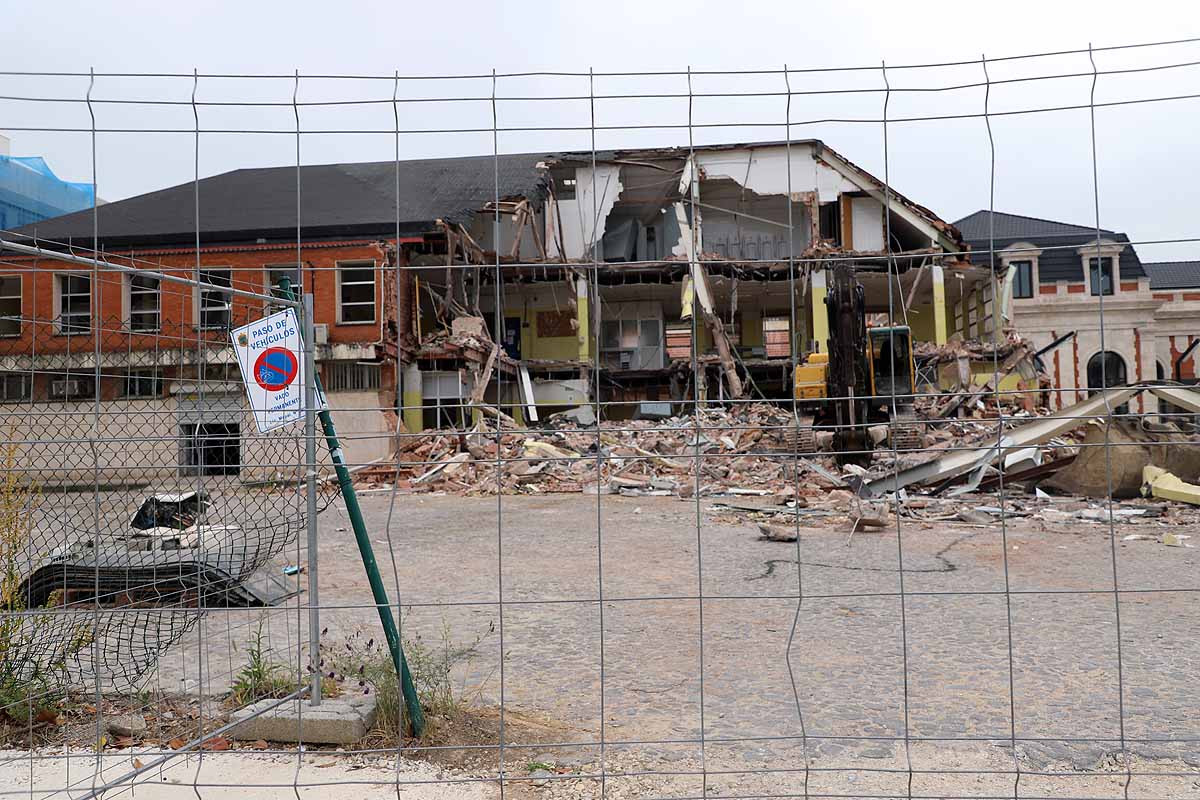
[303,293,321,706]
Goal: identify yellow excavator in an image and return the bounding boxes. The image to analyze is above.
[790,264,924,465]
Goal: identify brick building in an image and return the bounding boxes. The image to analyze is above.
[1,155,544,479]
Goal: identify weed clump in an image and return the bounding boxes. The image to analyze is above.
[317,618,490,739]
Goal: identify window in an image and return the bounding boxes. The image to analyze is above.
[421,371,467,430]
[324,361,380,392]
[0,276,20,337]
[128,274,160,332]
[1087,350,1129,414]
[338,261,376,324]
[0,372,30,403]
[123,368,162,398]
[58,274,91,333]
[601,317,663,370]
[1010,260,1033,299]
[1089,257,1114,296]
[198,268,232,329]
[266,265,300,311]
[181,423,240,476]
[818,202,841,245]
[48,373,95,401]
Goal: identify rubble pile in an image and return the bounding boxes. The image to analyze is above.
[381,403,849,498]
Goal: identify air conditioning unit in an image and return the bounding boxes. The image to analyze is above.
[313,323,329,344]
[51,379,81,398]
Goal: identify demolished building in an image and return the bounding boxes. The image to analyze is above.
[396,140,995,430]
[2,139,1002,481]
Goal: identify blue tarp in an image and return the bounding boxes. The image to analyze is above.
[0,154,94,231]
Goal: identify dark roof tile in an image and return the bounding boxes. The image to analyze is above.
[1143,261,1200,290]
[12,154,548,247]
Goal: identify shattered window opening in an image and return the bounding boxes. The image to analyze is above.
[180,422,241,476]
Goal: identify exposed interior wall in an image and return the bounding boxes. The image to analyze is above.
[699,178,811,260]
[484,281,582,362]
[467,211,540,260]
[547,165,623,260]
[851,197,884,251]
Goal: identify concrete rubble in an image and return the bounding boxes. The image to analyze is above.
[228,693,379,745]
[356,367,1200,530]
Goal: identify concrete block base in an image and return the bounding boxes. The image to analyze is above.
[228,693,378,744]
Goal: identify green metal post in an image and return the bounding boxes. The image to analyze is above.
[280,278,425,736]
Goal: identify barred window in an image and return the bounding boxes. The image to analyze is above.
[323,360,380,392]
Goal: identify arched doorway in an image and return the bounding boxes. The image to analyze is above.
[1087,350,1128,414]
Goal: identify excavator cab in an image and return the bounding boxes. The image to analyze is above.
[867,326,915,403]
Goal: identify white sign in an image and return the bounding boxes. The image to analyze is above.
[231,308,308,432]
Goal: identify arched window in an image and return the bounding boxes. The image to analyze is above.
[1087,351,1128,414]
[1087,351,1127,390]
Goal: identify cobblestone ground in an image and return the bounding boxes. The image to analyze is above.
[155,490,1200,792]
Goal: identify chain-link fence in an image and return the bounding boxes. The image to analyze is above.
[2,35,1200,800]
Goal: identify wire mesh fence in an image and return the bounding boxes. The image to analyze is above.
[0,34,1199,800]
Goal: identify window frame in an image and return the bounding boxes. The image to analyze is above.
[48,372,96,401]
[0,371,31,403]
[195,266,234,330]
[264,263,301,312]
[599,305,665,371]
[336,259,377,326]
[127,272,161,332]
[122,367,163,399]
[56,272,92,334]
[1088,256,1115,296]
[0,275,21,338]
[1010,260,1034,299]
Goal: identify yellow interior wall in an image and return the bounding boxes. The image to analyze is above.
[936,362,1025,393]
[502,285,584,361]
[907,303,939,342]
[695,320,712,353]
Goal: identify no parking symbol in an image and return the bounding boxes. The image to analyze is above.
[253,347,299,392]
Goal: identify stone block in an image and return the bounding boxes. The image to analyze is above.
[227,693,378,745]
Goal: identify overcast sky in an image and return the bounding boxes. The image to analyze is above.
[3,1,1198,261]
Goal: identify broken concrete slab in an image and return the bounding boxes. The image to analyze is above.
[1142,465,1200,507]
[228,694,378,745]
